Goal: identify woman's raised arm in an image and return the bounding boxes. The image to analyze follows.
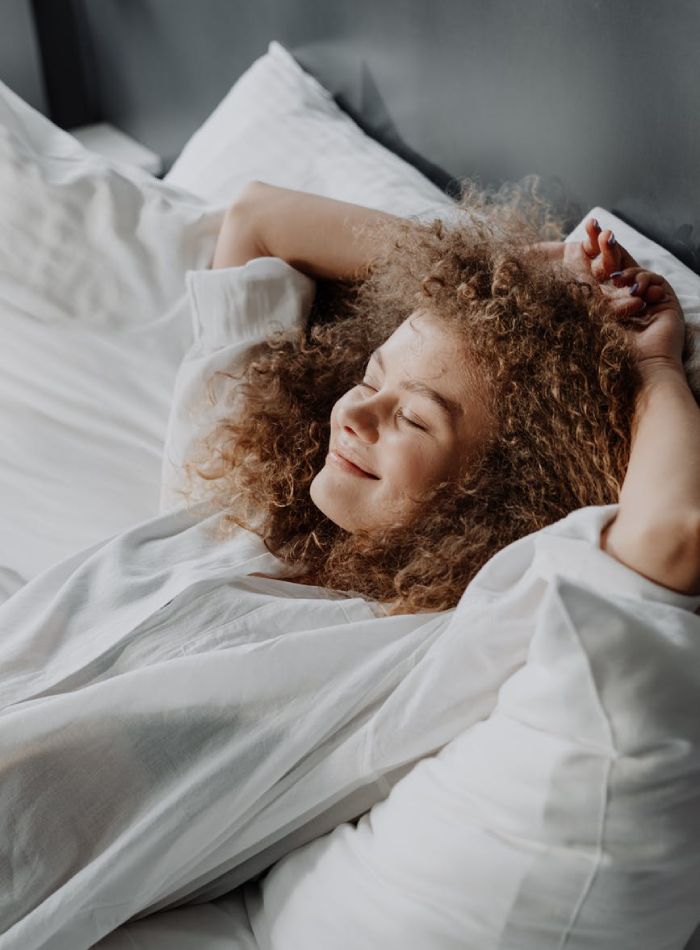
[534,219,700,595]
[212,180,407,279]
[581,221,700,595]
[601,359,700,596]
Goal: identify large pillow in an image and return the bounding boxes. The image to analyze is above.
[246,530,700,950]
[0,79,223,586]
[165,40,453,219]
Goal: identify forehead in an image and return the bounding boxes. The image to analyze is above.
[372,312,494,449]
[371,312,475,425]
[381,311,465,376]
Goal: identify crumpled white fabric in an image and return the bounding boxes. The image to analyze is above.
[246,521,700,950]
[0,78,222,586]
[0,495,445,949]
[2,496,700,950]
[159,256,316,516]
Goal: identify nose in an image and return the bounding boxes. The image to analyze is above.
[338,397,379,443]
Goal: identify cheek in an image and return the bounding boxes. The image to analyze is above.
[383,443,441,495]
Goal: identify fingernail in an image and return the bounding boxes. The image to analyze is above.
[630,282,639,296]
[638,301,647,313]
[592,218,601,232]
[608,234,617,246]
[610,271,623,278]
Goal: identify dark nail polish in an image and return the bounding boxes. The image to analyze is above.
[608,234,617,246]
[630,282,639,296]
[592,219,601,232]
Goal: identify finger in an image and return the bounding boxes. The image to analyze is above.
[609,266,645,287]
[624,270,666,299]
[628,271,658,299]
[607,291,649,321]
[583,217,602,258]
[614,242,640,271]
[645,284,666,303]
[598,228,622,278]
[583,220,639,270]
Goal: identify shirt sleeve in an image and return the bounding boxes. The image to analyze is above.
[533,503,700,613]
[159,258,316,514]
[185,256,317,352]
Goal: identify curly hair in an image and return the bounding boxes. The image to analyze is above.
[177,176,696,616]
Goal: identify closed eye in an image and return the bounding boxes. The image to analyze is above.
[354,380,427,431]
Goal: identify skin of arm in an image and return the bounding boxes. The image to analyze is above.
[211,180,406,278]
[601,359,700,596]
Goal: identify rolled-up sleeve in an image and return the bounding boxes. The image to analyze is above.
[160,258,316,513]
[533,504,700,612]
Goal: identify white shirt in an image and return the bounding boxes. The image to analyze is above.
[2,258,699,950]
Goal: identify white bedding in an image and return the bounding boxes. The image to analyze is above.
[0,78,222,588]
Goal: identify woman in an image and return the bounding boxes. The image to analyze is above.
[182,178,700,613]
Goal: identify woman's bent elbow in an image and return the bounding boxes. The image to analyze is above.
[638,515,700,596]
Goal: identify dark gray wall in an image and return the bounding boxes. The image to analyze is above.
[0,0,47,112]
[32,0,700,272]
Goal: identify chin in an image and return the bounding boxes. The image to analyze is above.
[309,471,358,532]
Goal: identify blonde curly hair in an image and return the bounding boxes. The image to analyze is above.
[178,177,694,616]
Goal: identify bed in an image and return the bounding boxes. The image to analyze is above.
[1,2,700,948]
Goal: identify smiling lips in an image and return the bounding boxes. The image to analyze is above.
[327,449,380,479]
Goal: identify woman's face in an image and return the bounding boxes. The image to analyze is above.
[309,311,491,532]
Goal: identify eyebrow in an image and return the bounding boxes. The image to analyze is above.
[370,349,463,423]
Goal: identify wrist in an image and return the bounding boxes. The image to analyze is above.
[635,358,690,413]
[638,356,687,387]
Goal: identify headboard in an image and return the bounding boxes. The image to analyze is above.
[32,0,700,274]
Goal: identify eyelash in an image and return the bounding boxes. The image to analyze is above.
[353,380,427,431]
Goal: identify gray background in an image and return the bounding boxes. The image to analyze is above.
[0,0,46,113]
[2,0,699,270]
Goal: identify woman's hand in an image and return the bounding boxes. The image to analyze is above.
[580,217,687,375]
[532,219,687,377]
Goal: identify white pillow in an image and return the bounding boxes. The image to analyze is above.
[0,79,222,585]
[165,40,453,219]
[247,539,700,950]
